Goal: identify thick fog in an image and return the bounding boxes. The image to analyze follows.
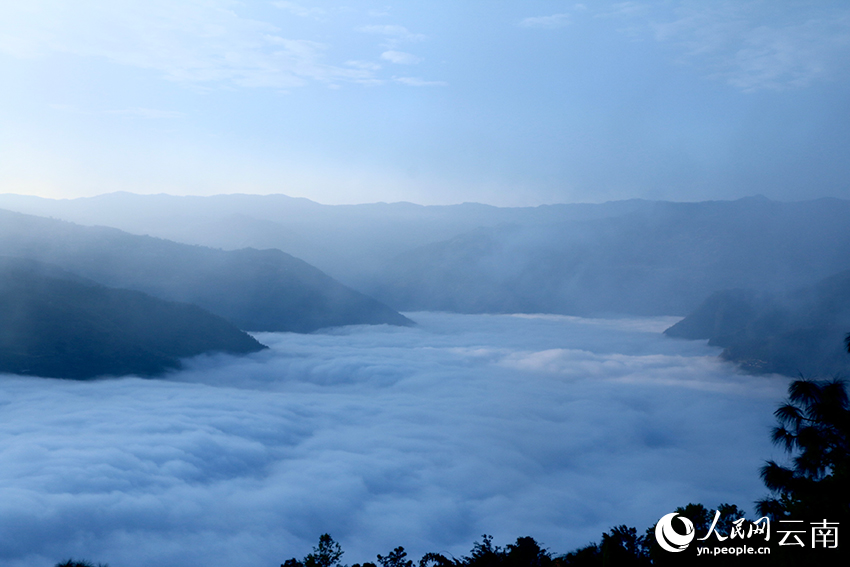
[0,313,788,567]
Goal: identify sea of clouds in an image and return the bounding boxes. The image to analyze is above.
[0,312,790,567]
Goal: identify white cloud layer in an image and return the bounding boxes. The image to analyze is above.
[358,25,427,43]
[271,1,326,19]
[0,312,789,567]
[605,0,850,91]
[0,0,373,89]
[0,1,449,92]
[519,14,571,29]
[104,107,185,119]
[380,51,422,65]
[393,77,448,87]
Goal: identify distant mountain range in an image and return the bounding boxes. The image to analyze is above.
[2,193,848,318]
[0,192,662,289]
[0,208,413,333]
[365,197,850,317]
[665,271,850,377]
[2,193,850,378]
[0,257,265,379]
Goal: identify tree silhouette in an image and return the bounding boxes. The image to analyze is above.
[559,524,651,567]
[305,534,345,567]
[282,533,345,567]
[558,542,601,567]
[599,526,649,566]
[463,534,503,567]
[757,378,850,521]
[418,551,456,567]
[503,537,552,567]
[378,547,414,567]
[755,377,849,566]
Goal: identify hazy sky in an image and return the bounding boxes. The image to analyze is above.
[0,313,788,567]
[1,1,849,205]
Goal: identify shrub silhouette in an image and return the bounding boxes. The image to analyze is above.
[55,560,108,567]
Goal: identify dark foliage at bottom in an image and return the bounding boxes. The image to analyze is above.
[55,560,109,567]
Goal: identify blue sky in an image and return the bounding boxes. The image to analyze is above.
[1,1,849,205]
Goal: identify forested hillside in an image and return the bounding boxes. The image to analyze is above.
[665,270,850,377]
[0,257,265,379]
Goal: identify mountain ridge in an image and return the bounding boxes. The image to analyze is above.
[665,270,850,377]
[0,208,413,332]
[0,257,266,379]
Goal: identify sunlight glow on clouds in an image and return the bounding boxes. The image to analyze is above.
[0,313,788,567]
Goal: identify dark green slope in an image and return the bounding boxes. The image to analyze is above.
[0,209,413,332]
[665,271,850,377]
[0,258,266,379]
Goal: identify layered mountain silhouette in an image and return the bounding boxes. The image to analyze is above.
[3,194,848,318]
[0,208,413,333]
[367,197,850,316]
[0,257,265,379]
[665,270,850,377]
[0,193,709,292]
[3,194,850,378]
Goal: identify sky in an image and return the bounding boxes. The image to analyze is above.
[0,312,790,567]
[1,1,849,206]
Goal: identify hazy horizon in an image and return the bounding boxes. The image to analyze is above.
[2,189,846,209]
[2,1,850,206]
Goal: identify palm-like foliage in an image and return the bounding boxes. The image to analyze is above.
[757,378,850,520]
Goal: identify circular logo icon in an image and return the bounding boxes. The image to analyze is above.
[655,513,695,553]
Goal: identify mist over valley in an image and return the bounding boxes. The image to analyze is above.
[0,312,787,567]
[2,194,849,380]
[2,1,850,564]
[1,192,848,564]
